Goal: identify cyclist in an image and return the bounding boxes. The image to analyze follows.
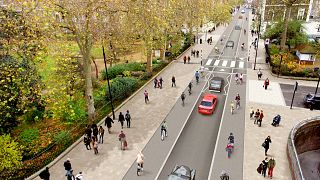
[220,170,230,180]
[230,101,235,114]
[136,151,144,176]
[188,82,192,95]
[235,73,239,84]
[215,46,219,53]
[235,93,240,109]
[181,92,186,106]
[228,133,234,144]
[160,121,168,140]
[195,71,200,83]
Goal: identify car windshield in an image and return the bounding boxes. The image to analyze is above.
[201,101,212,107]
[211,80,221,88]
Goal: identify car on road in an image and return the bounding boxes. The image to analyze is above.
[209,77,224,92]
[241,9,245,14]
[198,94,218,115]
[168,165,196,180]
[226,40,234,48]
[234,25,241,30]
[303,93,320,109]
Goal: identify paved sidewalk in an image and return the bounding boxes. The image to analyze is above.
[244,9,320,180]
[31,25,226,180]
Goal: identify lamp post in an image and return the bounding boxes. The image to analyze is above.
[314,67,320,95]
[102,46,115,120]
[253,13,261,70]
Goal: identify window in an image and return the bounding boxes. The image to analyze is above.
[297,8,305,20]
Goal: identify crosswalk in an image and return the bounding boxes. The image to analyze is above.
[205,58,246,69]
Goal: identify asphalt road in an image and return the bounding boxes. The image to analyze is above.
[280,83,317,108]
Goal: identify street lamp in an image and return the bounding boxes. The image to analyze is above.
[314,67,320,95]
[102,45,115,120]
[253,13,261,70]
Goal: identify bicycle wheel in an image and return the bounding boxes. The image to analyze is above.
[161,130,164,141]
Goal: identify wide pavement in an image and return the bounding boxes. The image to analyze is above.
[30,24,226,180]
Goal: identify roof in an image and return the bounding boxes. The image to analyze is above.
[203,94,217,100]
[302,22,320,38]
[295,44,317,54]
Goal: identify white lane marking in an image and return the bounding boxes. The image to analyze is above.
[222,60,228,67]
[239,61,244,68]
[214,60,220,66]
[206,58,213,66]
[230,61,236,67]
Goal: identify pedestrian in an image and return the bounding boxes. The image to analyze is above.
[264,78,270,90]
[183,56,187,64]
[118,112,125,129]
[257,68,263,80]
[220,170,229,180]
[171,76,176,87]
[254,109,260,124]
[249,107,254,119]
[85,125,92,139]
[258,110,264,127]
[196,50,199,58]
[261,158,268,177]
[136,151,145,176]
[263,136,272,156]
[75,172,83,180]
[251,29,254,37]
[239,73,243,84]
[154,77,158,88]
[187,56,190,64]
[83,134,91,150]
[159,77,164,89]
[63,158,72,177]
[144,90,149,104]
[268,157,276,179]
[98,126,104,143]
[92,125,98,141]
[93,137,98,154]
[118,130,127,150]
[125,110,131,128]
[39,167,50,180]
[104,115,114,134]
[235,73,239,84]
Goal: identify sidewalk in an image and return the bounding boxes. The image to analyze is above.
[244,9,319,180]
[31,25,227,180]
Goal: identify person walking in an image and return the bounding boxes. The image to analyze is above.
[264,78,270,90]
[268,157,276,179]
[39,167,50,180]
[239,73,243,84]
[187,56,190,64]
[263,136,272,156]
[118,130,126,150]
[153,77,158,88]
[249,107,254,119]
[93,138,98,154]
[63,158,72,177]
[254,109,260,124]
[257,69,263,80]
[104,115,114,134]
[159,77,164,89]
[258,110,264,127]
[98,126,104,143]
[136,151,145,176]
[85,125,92,140]
[144,90,149,104]
[183,56,187,64]
[261,158,268,177]
[171,76,176,87]
[181,92,186,106]
[118,112,125,129]
[92,125,98,141]
[235,93,240,109]
[83,134,91,150]
[125,110,131,128]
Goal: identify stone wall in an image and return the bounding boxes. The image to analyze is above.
[287,116,320,180]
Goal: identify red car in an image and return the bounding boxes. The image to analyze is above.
[198,94,218,115]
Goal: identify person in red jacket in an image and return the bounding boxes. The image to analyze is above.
[258,110,264,127]
[264,78,270,90]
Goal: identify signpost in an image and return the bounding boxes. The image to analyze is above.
[290,81,298,109]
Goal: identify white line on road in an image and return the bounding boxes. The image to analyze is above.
[214,60,220,66]
[230,61,236,68]
[222,60,228,67]
[206,58,213,66]
[239,61,244,68]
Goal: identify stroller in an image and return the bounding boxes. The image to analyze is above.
[271,115,281,127]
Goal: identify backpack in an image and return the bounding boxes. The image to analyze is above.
[125,113,131,120]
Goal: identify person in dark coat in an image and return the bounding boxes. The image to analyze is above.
[85,125,92,139]
[261,158,268,177]
[125,110,131,128]
[63,158,72,176]
[118,112,125,129]
[105,116,114,134]
[39,167,50,180]
[171,76,176,87]
[183,56,187,64]
[159,77,164,89]
[92,126,98,141]
[263,136,272,156]
[83,134,91,150]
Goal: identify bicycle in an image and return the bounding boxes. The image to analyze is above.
[230,102,235,114]
[196,76,199,84]
[236,100,240,109]
[66,170,75,180]
[181,92,186,106]
[226,143,234,158]
[161,128,167,141]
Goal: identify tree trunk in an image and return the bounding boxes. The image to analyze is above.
[280,5,291,50]
[83,50,95,123]
[146,49,152,73]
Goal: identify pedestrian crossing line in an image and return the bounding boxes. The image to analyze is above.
[230,61,236,68]
[214,60,220,66]
[206,58,213,66]
[222,60,228,67]
[239,61,244,68]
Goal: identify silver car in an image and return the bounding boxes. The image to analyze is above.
[226,41,234,48]
[209,77,224,92]
[168,165,196,180]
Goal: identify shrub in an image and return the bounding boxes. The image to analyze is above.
[139,72,152,80]
[101,62,145,80]
[19,128,40,145]
[54,131,72,146]
[107,77,139,101]
[0,134,23,172]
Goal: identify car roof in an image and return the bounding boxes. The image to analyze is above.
[227,40,234,43]
[211,77,223,81]
[203,94,217,100]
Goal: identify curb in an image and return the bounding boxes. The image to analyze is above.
[27,45,194,180]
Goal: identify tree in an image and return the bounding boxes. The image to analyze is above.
[0,134,23,172]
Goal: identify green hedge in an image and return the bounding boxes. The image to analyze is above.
[100,62,145,80]
[108,77,139,101]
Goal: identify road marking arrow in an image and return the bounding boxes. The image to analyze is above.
[220,69,225,71]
